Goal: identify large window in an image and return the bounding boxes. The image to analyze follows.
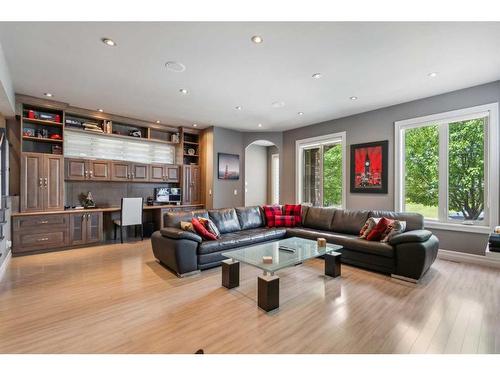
[395,104,498,232]
[296,132,346,207]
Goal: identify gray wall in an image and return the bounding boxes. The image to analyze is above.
[282,81,500,255]
[244,144,268,206]
[212,127,244,208]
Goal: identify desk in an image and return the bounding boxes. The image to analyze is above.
[11,204,204,256]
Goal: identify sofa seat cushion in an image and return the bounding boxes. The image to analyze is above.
[285,227,394,258]
[198,228,286,255]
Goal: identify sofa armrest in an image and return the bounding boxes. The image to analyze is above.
[389,229,432,246]
[151,231,199,276]
[393,234,439,281]
[160,227,202,243]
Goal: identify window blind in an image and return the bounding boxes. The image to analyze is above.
[64,129,175,164]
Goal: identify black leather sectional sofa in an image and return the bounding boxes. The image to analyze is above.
[151,206,439,282]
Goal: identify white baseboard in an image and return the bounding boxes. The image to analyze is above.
[0,250,12,281]
[438,249,500,269]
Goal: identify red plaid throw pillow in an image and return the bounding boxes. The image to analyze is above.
[274,215,296,227]
[283,204,302,226]
[263,205,283,227]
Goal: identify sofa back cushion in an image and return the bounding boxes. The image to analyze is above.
[164,210,209,228]
[208,208,242,234]
[369,210,423,231]
[303,207,336,231]
[332,209,371,235]
[235,206,264,230]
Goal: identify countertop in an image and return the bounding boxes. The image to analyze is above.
[11,204,204,217]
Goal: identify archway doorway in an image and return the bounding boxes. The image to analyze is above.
[244,140,279,206]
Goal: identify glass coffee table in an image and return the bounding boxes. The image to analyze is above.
[221,237,342,312]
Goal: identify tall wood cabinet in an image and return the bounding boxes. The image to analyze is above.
[183,165,201,204]
[21,153,64,212]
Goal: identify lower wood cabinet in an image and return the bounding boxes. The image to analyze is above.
[69,212,103,246]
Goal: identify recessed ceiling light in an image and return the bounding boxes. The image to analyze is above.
[235,106,242,110]
[43,92,53,97]
[257,123,262,128]
[251,35,263,44]
[193,123,198,127]
[165,61,186,73]
[98,109,104,112]
[350,96,358,100]
[312,73,322,79]
[179,88,189,95]
[428,72,438,78]
[298,112,304,116]
[156,120,161,124]
[101,38,116,47]
[272,101,285,108]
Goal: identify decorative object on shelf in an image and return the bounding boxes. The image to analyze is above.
[494,226,500,234]
[51,145,62,155]
[104,121,112,134]
[23,128,35,137]
[218,153,240,180]
[350,140,388,194]
[187,148,196,155]
[81,191,96,208]
[129,129,142,137]
[36,128,49,138]
[49,134,62,140]
[317,238,327,248]
[262,256,273,264]
[172,133,180,143]
[146,196,154,206]
[26,110,60,123]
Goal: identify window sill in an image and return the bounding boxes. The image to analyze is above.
[424,220,492,234]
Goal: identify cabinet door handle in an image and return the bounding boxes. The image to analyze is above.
[37,237,49,242]
[39,178,43,187]
[84,170,88,178]
[89,171,93,178]
[38,220,49,224]
[44,178,48,187]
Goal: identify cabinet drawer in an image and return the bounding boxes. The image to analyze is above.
[13,229,70,254]
[13,214,69,232]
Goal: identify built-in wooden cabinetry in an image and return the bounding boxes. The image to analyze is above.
[14,96,205,255]
[69,212,103,246]
[21,153,64,212]
[65,157,180,183]
[183,165,201,204]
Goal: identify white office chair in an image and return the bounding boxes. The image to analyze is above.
[113,197,144,243]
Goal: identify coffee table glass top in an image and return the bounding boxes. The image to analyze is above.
[222,237,342,273]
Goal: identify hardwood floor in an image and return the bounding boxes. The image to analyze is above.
[0,241,499,354]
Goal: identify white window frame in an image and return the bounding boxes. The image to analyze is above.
[271,153,280,205]
[395,103,499,234]
[295,131,347,207]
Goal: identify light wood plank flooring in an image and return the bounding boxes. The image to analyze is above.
[0,241,499,353]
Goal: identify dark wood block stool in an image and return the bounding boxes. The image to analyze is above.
[222,259,240,289]
[258,275,279,312]
[324,252,341,278]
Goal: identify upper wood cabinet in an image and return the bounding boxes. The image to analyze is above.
[110,161,130,181]
[131,163,149,181]
[21,153,64,212]
[66,158,111,181]
[149,164,180,183]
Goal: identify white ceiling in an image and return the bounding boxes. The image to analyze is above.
[0,22,499,131]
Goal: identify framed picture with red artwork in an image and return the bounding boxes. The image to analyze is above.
[350,140,388,194]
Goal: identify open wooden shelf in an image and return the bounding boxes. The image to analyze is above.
[183,153,199,157]
[22,136,63,143]
[22,117,63,127]
[183,141,199,145]
[65,127,179,145]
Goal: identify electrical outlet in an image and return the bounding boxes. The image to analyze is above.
[234,189,238,195]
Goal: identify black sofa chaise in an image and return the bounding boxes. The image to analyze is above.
[151,206,439,282]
